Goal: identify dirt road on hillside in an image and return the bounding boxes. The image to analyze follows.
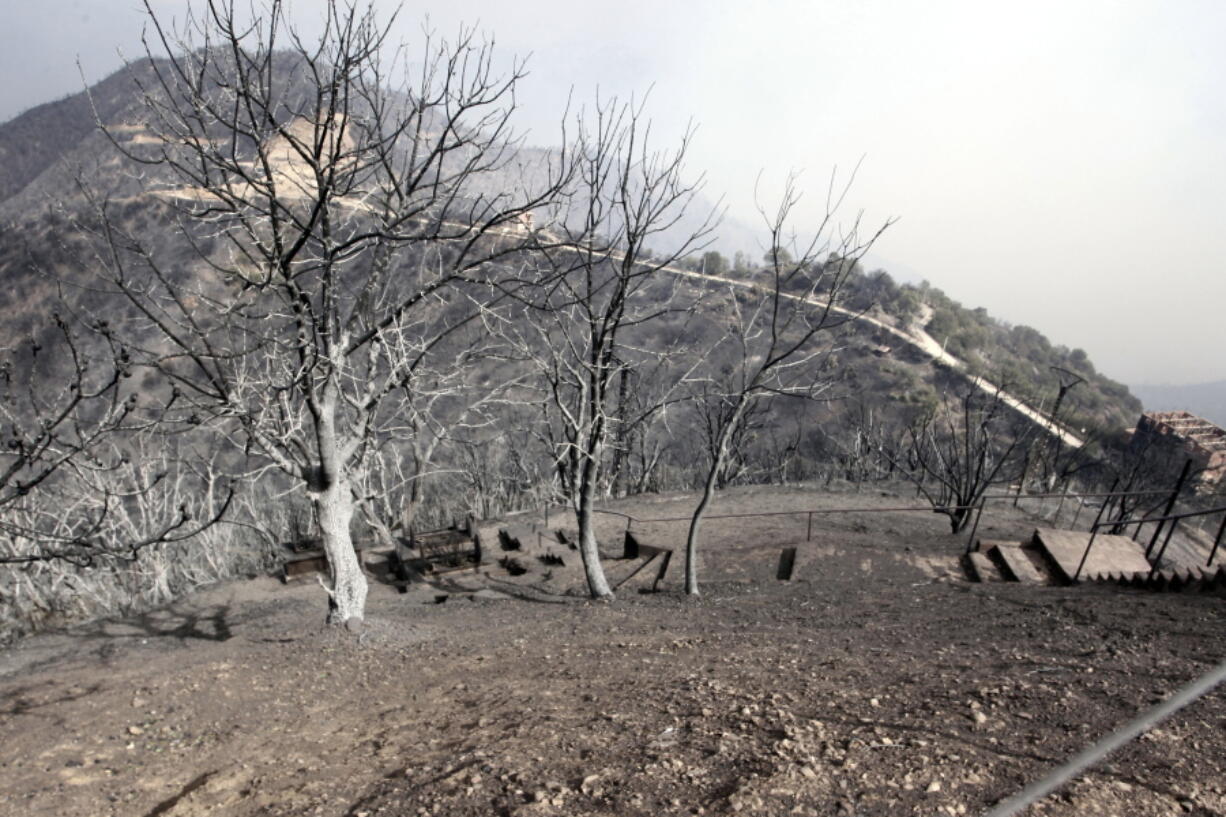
[667,268,1085,450]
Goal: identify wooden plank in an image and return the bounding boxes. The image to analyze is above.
[624,530,642,560]
[612,550,660,591]
[990,544,1045,584]
[282,546,366,581]
[283,551,327,581]
[965,551,1002,582]
[1033,528,1151,582]
[416,529,471,546]
[610,545,673,592]
[410,526,478,573]
[777,547,798,581]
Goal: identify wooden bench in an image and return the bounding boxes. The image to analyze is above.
[282,545,367,582]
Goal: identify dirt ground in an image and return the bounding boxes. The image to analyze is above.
[1,484,1224,817]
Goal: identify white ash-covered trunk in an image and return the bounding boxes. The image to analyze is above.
[315,477,367,625]
[576,463,613,599]
[312,387,367,626]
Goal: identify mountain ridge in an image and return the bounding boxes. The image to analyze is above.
[0,56,1142,445]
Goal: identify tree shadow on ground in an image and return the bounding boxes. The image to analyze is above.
[75,604,235,652]
[416,572,574,605]
[467,574,575,604]
[362,544,577,605]
[0,680,105,718]
[142,771,217,817]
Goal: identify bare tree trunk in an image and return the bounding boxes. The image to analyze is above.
[680,173,889,597]
[607,367,631,498]
[315,479,367,625]
[365,513,394,550]
[313,392,367,626]
[947,504,971,535]
[684,472,719,596]
[576,457,613,599]
[685,401,746,597]
[401,476,424,535]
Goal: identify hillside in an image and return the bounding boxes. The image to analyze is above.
[842,272,1142,434]
[0,52,1156,640]
[664,254,1141,443]
[0,67,145,204]
[0,57,1142,441]
[2,485,1223,817]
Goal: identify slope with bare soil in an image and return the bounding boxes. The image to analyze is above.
[1,485,1223,817]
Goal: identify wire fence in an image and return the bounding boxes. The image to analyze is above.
[540,478,1225,813]
[572,488,1171,547]
[981,658,1226,817]
[577,483,1225,812]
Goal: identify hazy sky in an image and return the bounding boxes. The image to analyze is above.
[3,0,1223,387]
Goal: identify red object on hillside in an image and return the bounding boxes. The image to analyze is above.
[1131,410,1226,488]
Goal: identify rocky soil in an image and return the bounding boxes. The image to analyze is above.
[1,485,1223,817]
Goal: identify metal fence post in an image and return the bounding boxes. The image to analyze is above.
[980,658,1226,817]
[1149,518,1181,577]
[806,512,813,541]
[1053,481,1070,526]
[1147,460,1191,559]
[1203,513,1226,568]
[1014,451,1029,508]
[1145,517,1163,550]
[1072,528,1101,583]
[965,498,987,554]
[1073,491,1117,582]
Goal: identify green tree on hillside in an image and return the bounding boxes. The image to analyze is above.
[701,250,728,276]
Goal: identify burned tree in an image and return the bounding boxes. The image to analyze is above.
[518,96,714,599]
[682,173,890,595]
[85,0,569,624]
[355,325,532,546]
[1028,365,1089,491]
[0,317,224,566]
[893,382,1035,533]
